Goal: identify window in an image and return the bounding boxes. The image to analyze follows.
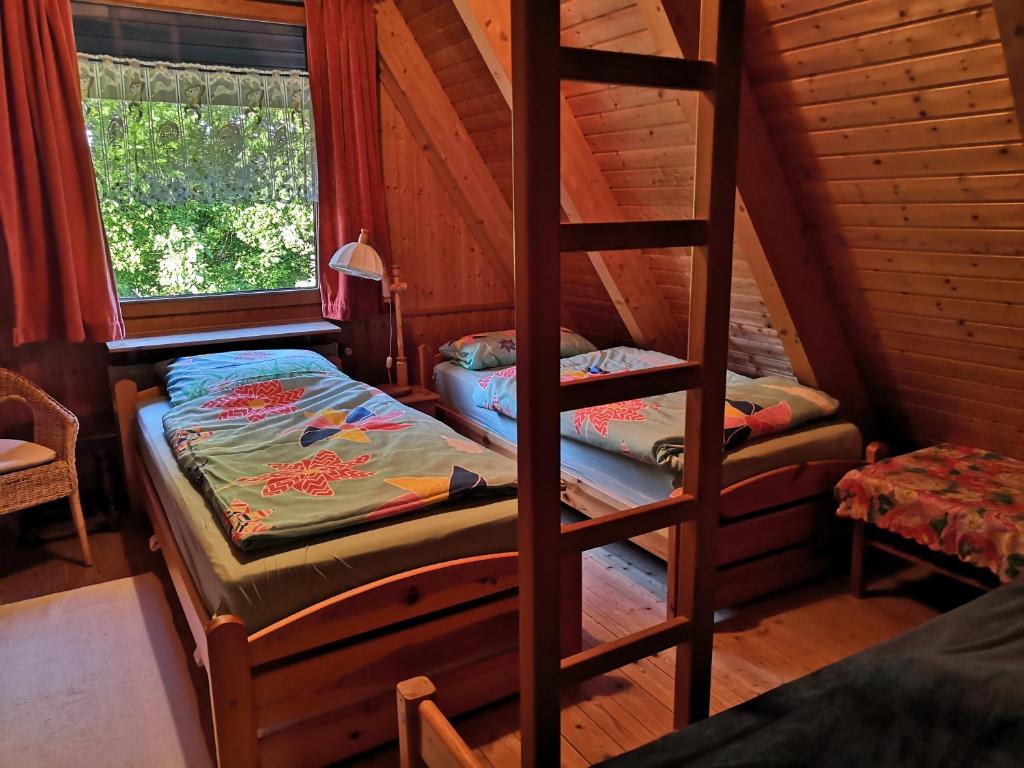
[72,2,317,303]
[74,4,317,301]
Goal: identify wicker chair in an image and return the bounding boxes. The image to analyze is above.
[0,368,92,565]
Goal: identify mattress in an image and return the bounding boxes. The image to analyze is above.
[433,361,863,506]
[136,396,518,632]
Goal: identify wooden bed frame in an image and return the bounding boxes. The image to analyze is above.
[419,345,883,608]
[109,348,582,768]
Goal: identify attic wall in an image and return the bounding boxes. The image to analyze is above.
[393,0,633,349]
[397,0,794,374]
[379,87,515,383]
[558,0,795,377]
[748,0,1024,457]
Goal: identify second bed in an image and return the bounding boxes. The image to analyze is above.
[426,348,871,607]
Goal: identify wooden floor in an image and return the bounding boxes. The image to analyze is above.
[0,510,982,768]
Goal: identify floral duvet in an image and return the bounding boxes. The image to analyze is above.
[162,350,516,551]
[472,346,840,472]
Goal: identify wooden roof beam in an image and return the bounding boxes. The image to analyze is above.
[453,0,687,356]
[376,0,513,289]
[994,1,1024,137]
[640,0,872,429]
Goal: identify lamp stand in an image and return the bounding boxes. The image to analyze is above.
[387,263,410,390]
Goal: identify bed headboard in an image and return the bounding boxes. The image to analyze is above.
[416,344,445,389]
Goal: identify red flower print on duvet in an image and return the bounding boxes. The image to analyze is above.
[573,399,650,437]
[201,380,305,422]
[225,500,274,542]
[238,450,374,497]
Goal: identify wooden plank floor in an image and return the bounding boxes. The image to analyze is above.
[343,540,979,767]
[0,512,981,767]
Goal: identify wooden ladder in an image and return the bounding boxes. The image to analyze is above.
[510,1,746,765]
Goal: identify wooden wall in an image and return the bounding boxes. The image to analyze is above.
[395,0,795,376]
[747,0,1024,457]
[379,85,515,384]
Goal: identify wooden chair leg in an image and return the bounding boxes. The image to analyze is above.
[850,520,866,597]
[68,491,93,566]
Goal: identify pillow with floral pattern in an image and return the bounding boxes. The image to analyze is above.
[162,349,341,407]
[440,328,597,370]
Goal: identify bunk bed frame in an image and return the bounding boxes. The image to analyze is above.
[419,345,878,608]
[110,346,583,768]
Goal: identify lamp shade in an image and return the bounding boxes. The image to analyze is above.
[329,228,384,281]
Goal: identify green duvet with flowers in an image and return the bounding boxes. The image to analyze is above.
[161,349,516,551]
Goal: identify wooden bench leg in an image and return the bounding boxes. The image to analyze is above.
[850,520,866,597]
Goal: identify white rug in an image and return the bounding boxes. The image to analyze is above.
[0,574,212,768]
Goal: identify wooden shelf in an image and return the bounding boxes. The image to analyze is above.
[106,321,341,356]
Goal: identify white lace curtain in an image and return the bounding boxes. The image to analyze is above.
[77,54,317,205]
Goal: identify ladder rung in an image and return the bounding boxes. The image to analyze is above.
[560,220,709,252]
[561,616,692,687]
[560,494,697,554]
[560,46,715,90]
[559,362,702,412]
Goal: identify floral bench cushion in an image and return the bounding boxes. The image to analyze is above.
[836,444,1024,582]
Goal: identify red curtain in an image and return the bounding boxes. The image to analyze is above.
[305,0,389,321]
[0,0,124,347]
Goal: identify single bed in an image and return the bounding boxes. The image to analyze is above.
[137,395,518,631]
[112,346,582,768]
[422,346,874,607]
[399,581,1024,768]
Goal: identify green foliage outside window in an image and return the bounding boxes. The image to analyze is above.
[100,197,316,299]
[80,55,318,299]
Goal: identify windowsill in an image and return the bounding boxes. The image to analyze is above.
[107,320,341,355]
[119,288,324,337]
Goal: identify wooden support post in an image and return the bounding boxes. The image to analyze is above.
[560,552,583,657]
[206,616,258,768]
[511,0,564,762]
[668,0,744,728]
[994,1,1024,138]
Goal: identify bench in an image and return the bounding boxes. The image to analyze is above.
[836,444,1024,593]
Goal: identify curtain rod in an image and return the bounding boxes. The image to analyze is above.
[99,0,306,27]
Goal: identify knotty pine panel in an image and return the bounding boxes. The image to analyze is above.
[751,0,1024,456]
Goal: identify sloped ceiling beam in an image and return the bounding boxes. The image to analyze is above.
[641,0,872,429]
[994,1,1024,137]
[452,0,686,356]
[376,0,513,288]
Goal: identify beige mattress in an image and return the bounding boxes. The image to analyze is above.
[136,396,518,632]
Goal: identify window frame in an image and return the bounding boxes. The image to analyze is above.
[73,2,320,330]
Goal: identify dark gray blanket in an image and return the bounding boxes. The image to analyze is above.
[599,583,1024,768]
